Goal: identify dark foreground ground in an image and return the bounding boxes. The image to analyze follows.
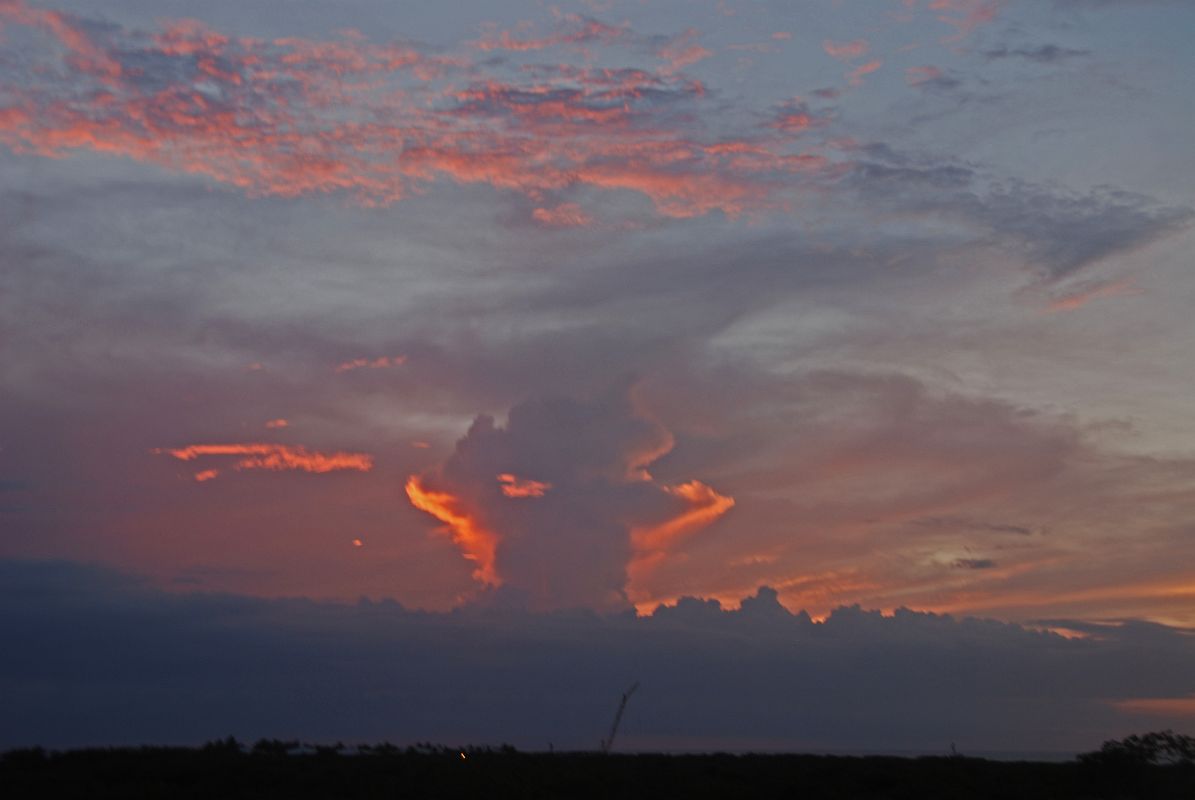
[3,744,1193,800]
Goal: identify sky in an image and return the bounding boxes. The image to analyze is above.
[1,0,1194,752]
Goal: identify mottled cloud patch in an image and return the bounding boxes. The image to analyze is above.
[155,443,374,476]
[473,14,629,53]
[406,388,733,610]
[765,99,828,135]
[264,418,288,429]
[0,2,826,220]
[927,0,1006,39]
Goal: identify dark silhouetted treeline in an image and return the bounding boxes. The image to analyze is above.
[3,734,1194,799]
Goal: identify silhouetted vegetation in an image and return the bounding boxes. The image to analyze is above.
[2,735,1193,799]
[1079,730,1195,767]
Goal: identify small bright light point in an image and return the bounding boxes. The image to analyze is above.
[352,538,363,547]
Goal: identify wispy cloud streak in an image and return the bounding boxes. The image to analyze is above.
[155,443,374,475]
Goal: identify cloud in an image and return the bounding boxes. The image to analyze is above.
[954,558,997,569]
[2,559,1194,752]
[155,443,374,476]
[652,28,712,73]
[473,15,629,52]
[405,387,733,611]
[532,203,594,228]
[927,0,1006,39]
[334,355,408,374]
[0,4,819,220]
[1047,278,1143,311]
[497,473,553,498]
[822,39,869,61]
[984,44,1090,63]
[905,65,961,90]
[765,99,829,135]
[846,60,883,87]
[844,145,1195,282]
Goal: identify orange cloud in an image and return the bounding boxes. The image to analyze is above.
[157,443,373,474]
[334,355,407,373]
[405,475,501,585]
[1113,696,1195,718]
[823,39,869,61]
[497,473,552,498]
[1048,279,1142,312]
[194,469,220,482]
[628,480,735,596]
[264,418,289,429]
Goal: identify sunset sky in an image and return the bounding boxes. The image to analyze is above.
[2,0,1194,752]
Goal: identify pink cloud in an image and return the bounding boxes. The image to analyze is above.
[0,4,833,220]
[765,99,829,135]
[823,39,870,61]
[906,65,943,85]
[927,0,1005,40]
[473,14,628,52]
[847,59,883,87]
[532,203,594,228]
[655,28,712,73]
[334,355,407,373]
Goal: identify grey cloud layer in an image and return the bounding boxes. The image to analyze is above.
[2,560,1192,753]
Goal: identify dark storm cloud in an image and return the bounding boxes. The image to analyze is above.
[2,560,1193,753]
